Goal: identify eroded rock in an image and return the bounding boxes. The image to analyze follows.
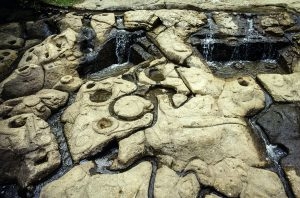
[0,64,44,99]
[91,13,115,44]
[258,73,300,102]
[53,75,83,92]
[19,28,82,88]
[0,49,18,80]
[154,166,200,198]
[286,169,300,198]
[40,161,152,198]
[0,114,60,187]
[0,89,68,120]
[62,78,154,162]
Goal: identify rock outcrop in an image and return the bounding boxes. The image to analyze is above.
[0,89,68,120]
[0,114,60,187]
[62,78,154,162]
[40,161,152,198]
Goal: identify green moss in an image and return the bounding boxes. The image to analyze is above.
[41,0,83,6]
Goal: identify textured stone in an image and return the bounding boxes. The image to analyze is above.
[0,64,44,99]
[0,33,24,49]
[172,94,188,107]
[40,161,152,198]
[113,95,154,119]
[138,59,190,95]
[154,166,200,198]
[53,75,83,92]
[91,13,115,44]
[58,13,83,33]
[0,114,60,188]
[0,49,18,79]
[177,67,225,98]
[72,0,300,13]
[186,158,286,198]
[286,169,300,198]
[62,78,154,162]
[19,28,82,88]
[257,104,300,173]
[213,12,239,36]
[124,10,158,30]
[258,73,300,102]
[0,89,68,120]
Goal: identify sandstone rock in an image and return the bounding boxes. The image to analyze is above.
[186,158,286,198]
[114,131,146,166]
[19,28,82,88]
[91,13,115,44]
[285,169,300,198]
[154,166,200,198]
[172,93,188,107]
[177,67,225,98]
[0,33,24,49]
[113,95,154,120]
[265,26,285,36]
[62,78,154,162]
[0,49,18,80]
[53,75,83,92]
[40,161,152,198]
[0,89,68,120]
[58,13,83,33]
[240,167,287,198]
[205,194,222,198]
[138,60,190,95]
[73,0,300,13]
[185,55,211,73]
[218,77,265,117]
[124,10,158,30]
[0,64,44,99]
[150,28,193,64]
[213,12,239,36]
[116,93,265,170]
[258,72,300,102]
[0,114,60,187]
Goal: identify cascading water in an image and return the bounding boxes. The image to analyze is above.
[203,14,215,62]
[116,29,131,64]
[249,93,295,198]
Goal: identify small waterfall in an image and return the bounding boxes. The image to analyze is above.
[249,93,295,198]
[203,14,215,61]
[116,30,131,64]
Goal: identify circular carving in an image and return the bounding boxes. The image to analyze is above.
[60,75,74,84]
[89,89,112,103]
[113,96,154,119]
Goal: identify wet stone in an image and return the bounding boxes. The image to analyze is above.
[257,104,300,173]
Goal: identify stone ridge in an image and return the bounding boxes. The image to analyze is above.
[72,0,300,13]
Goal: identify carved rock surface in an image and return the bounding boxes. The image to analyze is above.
[53,75,83,92]
[0,114,60,187]
[0,49,18,80]
[91,13,115,44]
[0,64,44,99]
[62,78,154,162]
[40,161,152,198]
[286,169,300,198]
[258,73,300,102]
[0,89,68,120]
[58,13,83,33]
[154,166,200,198]
[19,28,82,88]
